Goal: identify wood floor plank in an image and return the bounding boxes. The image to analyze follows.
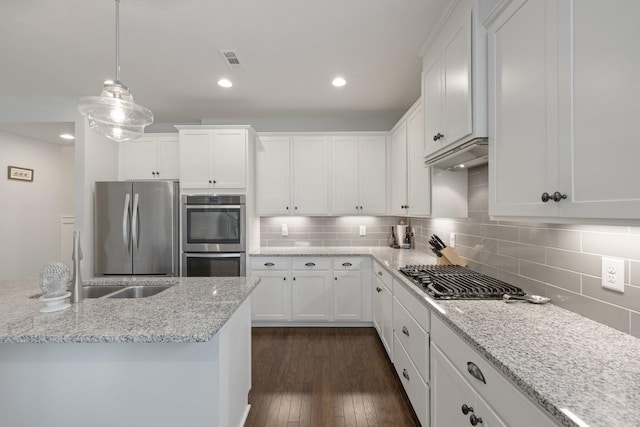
[246,327,421,427]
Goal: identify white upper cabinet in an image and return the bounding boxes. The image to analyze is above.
[119,134,179,181]
[391,100,467,217]
[332,135,387,215]
[422,0,488,158]
[488,0,640,220]
[255,136,291,215]
[292,136,330,215]
[178,127,248,190]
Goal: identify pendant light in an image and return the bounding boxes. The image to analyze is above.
[78,0,153,142]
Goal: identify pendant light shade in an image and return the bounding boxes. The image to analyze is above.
[78,0,153,142]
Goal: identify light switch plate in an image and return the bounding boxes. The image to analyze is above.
[601,257,624,292]
[450,233,456,248]
[281,224,288,237]
[359,225,366,236]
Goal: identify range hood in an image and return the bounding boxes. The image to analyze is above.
[424,138,488,171]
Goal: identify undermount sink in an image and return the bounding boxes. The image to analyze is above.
[105,285,172,299]
[82,285,128,298]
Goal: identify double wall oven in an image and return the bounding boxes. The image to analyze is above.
[181,194,246,277]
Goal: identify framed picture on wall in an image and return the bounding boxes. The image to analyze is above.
[7,166,34,182]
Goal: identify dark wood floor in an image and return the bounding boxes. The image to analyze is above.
[245,327,421,427]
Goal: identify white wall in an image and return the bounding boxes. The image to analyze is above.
[0,132,74,279]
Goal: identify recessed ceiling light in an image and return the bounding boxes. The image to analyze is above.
[218,79,233,88]
[59,133,75,140]
[332,77,346,87]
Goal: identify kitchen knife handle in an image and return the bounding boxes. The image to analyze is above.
[123,193,131,253]
[132,193,140,254]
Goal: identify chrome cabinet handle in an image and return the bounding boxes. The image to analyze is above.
[402,369,410,381]
[433,132,444,141]
[376,287,382,293]
[467,362,486,384]
[305,262,316,267]
[342,262,352,267]
[462,404,474,415]
[552,191,567,202]
[377,271,383,276]
[402,326,409,337]
[264,262,275,267]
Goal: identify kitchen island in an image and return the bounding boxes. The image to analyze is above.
[0,276,259,427]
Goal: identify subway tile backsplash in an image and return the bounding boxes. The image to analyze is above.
[259,164,640,337]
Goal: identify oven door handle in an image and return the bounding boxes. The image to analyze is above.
[184,253,242,258]
[184,205,243,210]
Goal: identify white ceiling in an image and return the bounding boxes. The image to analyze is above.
[0,122,75,146]
[0,0,449,131]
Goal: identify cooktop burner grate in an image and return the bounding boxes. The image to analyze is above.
[399,265,525,300]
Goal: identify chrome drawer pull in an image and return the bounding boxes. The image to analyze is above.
[467,362,486,384]
[305,262,316,267]
[342,262,352,267]
[470,415,483,425]
[462,404,474,415]
[402,369,410,381]
[377,271,383,276]
[264,262,275,267]
[376,287,382,293]
[402,326,409,337]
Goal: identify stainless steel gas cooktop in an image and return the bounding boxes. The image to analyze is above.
[399,265,525,300]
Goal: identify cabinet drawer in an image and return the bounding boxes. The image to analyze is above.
[291,258,330,270]
[394,280,430,332]
[332,257,363,270]
[250,257,289,271]
[393,297,428,383]
[372,261,393,289]
[431,316,558,427]
[393,334,429,427]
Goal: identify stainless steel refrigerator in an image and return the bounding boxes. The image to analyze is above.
[94,181,179,276]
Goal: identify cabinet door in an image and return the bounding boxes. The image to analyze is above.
[333,270,362,321]
[291,270,331,321]
[292,136,330,215]
[119,138,158,180]
[179,131,212,189]
[431,343,480,427]
[443,8,473,146]
[256,136,291,215]
[331,136,360,215]
[358,135,387,215]
[390,123,408,216]
[156,136,180,180]
[210,130,247,188]
[380,281,393,358]
[251,271,291,322]
[406,104,431,216]
[372,275,384,336]
[489,0,558,217]
[423,57,444,156]
[557,0,640,219]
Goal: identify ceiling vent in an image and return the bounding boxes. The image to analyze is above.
[219,50,243,70]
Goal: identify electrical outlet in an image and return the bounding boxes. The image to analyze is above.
[450,233,456,248]
[601,257,624,292]
[281,224,288,237]
[359,225,366,236]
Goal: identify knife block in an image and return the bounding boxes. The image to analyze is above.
[438,247,468,267]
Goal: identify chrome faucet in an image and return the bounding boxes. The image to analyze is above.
[70,230,84,303]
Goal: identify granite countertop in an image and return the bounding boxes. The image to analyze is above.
[0,276,259,344]
[251,247,640,427]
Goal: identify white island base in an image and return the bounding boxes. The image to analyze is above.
[0,299,252,427]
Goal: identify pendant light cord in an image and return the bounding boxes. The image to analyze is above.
[115,0,120,82]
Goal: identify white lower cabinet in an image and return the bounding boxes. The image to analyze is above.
[394,335,430,427]
[250,256,368,325]
[431,316,559,427]
[372,261,394,357]
[431,344,506,427]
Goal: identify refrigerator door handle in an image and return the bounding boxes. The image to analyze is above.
[132,193,140,254]
[123,193,131,252]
